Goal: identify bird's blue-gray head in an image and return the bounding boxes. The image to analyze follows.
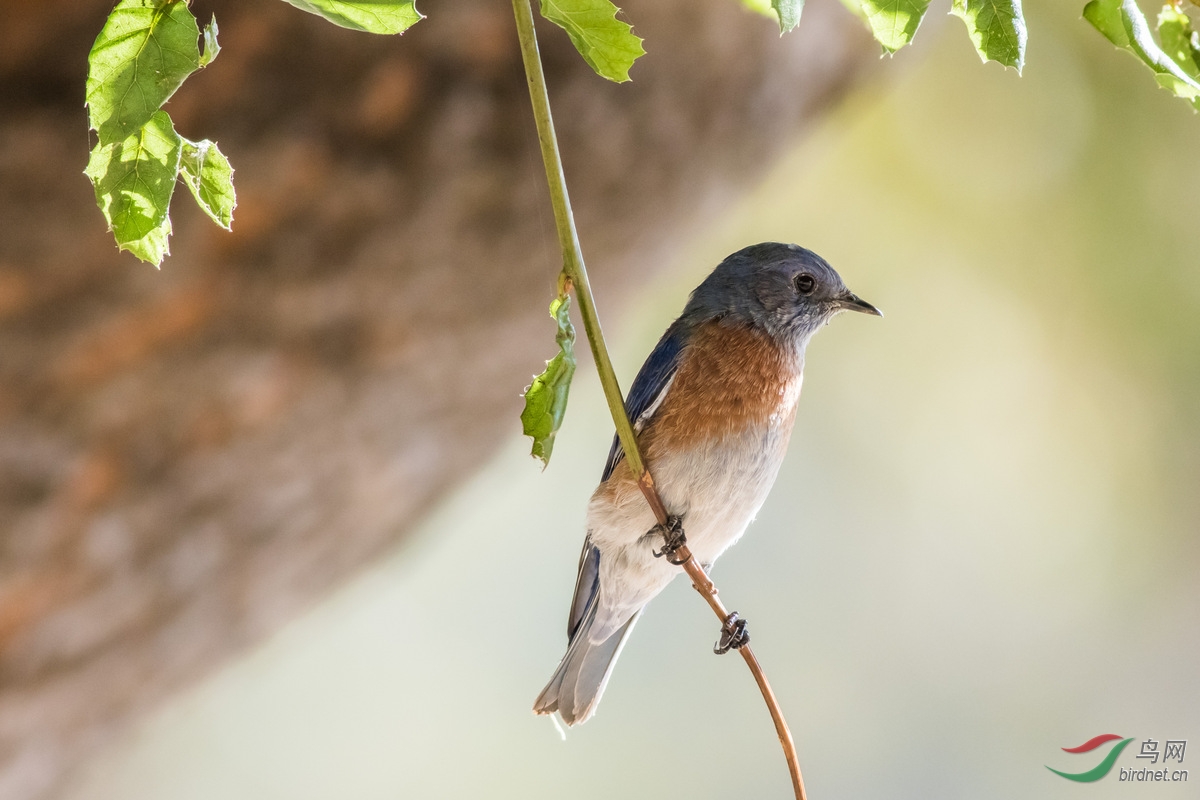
[681,242,881,343]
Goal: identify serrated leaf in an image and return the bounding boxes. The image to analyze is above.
[539,0,646,83]
[280,0,423,34]
[86,0,202,143]
[1157,4,1200,80]
[121,217,175,266]
[199,17,221,68]
[85,110,183,265]
[180,139,236,229]
[860,0,932,53]
[951,0,1026,71]
[1084,0,1200,109]
[521,293,577,467]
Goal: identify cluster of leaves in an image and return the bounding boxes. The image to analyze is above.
[84,0,420,266]
[78,0,1026,270]
[85,0,1200,460]
[86,2,230,265]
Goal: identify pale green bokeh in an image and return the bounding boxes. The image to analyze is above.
[64,4,1199,798]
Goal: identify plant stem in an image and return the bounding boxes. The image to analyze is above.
[510,2,806,798]
[510,0,643,479]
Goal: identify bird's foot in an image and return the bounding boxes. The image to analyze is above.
[650,515,687,565]
[714,611,750,655]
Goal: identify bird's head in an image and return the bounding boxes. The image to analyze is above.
[683,242,881,343]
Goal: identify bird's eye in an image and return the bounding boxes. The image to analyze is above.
[793,274,816,296]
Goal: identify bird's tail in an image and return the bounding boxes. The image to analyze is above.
[533,604,641,726]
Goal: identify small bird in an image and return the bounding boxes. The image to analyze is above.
[533,242,880,726]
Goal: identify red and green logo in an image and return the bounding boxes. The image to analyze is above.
[1047,734,1135,782]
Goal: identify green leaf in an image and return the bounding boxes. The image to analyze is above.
[1084,0,1200,109]
[539,0,646,83]
[1084,0,1129,43]
[737,0,802,31]
[860,0,932,53]
[280,0,423,34]
[521,292,577,467]
[1157,4,1200,80]
[180,139,236,229]
[950,0,1027,72]
[85,110,184,266]
[86,0,203,144]
[773,0,804,32]
[199,16,221,68]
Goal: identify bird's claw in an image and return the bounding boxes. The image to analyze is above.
[714,611,750,654]
[650,515,687,565]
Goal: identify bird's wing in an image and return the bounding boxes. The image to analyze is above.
[566,325,687,641]
[600,325,687,481]
[567,538,600,640]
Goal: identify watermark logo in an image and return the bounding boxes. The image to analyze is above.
[1047,734,1134,782]
[1047,735,1188,783]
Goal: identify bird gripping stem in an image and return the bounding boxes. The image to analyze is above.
[511,2,806,797]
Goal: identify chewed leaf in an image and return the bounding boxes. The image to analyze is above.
[860,0,932,53]
[180,138,236,229]
[951,0,1027,72]
[1157,4,1200,81]
[540,0,646,82]
[280,0,423,34]
[199,16,221,67]
[86,0,203,143]
[521,293,577,467]
[85,110,184,265]
[1084,0,1200,110]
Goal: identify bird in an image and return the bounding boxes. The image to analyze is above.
[533,241,881,726]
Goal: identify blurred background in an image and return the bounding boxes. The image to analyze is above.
[4,0,1199,798]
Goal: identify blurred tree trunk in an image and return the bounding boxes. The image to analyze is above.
[0,0,873,797]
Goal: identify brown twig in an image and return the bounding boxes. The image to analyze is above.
[511,2,806,798]
[636,478,807,800]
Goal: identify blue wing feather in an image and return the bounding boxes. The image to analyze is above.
[566,325,688,642]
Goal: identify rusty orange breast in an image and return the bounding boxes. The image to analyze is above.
[639,321,802,461]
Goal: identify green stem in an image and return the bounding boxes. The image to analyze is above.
[509,5,806,798]
[510,0,646,481]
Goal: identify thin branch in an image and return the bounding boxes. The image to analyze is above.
[510,2,807,798]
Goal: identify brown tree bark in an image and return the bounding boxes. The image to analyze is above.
[0,1,874,797]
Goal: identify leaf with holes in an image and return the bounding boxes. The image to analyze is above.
[1157,4,1200,82]
[180,138,236,230]
[521,293,577,467]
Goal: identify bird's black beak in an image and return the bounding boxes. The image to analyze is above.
[836,292,883,317]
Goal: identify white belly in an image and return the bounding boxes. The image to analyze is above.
[584,425,792,644]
